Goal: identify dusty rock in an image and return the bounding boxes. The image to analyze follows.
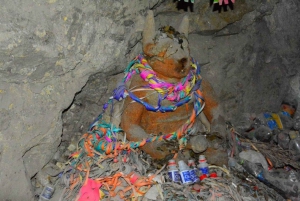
[0,0,164,200]
[0,0,300,200]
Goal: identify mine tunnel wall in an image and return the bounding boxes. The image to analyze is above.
[0,0,299,200]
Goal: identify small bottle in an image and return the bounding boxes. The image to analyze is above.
[277,130,291,149]
[198,155,209,175]
[188,159,199,183]
[167,159,180,182]
[178,160,193,185]
[239,150,269,170]
[39,183,55,201]
[239,159,266,183]
[254,125,273,142]
[288,136,300,161]
[293,114,300,131]
[288,170,299,182]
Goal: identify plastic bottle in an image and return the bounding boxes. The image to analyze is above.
[240,142,251,151]
[178,160,193,185]
[288,170,299,182]
[167,159,180,182]
[198,155,209,175]
[293,114,300,131]
[288,136,300,161]
[256,125,273,142]
[188,159,199,183]
[39,183,55,201]
[239,150,268,170]
[277,130,290,149]
[239,159,267,183]
[279,110,294,130]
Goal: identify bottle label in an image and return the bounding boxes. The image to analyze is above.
[189,169,199,182]
[257,171,266,183]
[41,185,54,200]
[168,170,180,182]
[180,170,192,184]
[199,167,209,175]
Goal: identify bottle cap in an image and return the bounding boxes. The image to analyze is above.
[199,174,207,181]
[187,159,195,166]
[168,159,176,166]
[210,172,217,178]
[199,155,207,163]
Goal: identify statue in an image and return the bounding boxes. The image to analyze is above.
[120,11,214,159]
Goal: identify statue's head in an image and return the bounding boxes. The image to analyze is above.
[142,11,190,79]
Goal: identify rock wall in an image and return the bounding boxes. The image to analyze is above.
[64,0,300,144]
[193,0,300,124]
[156,0,300,124]
[0,0,162,200]
[0,0,299,200]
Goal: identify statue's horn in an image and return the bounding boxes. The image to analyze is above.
[178,15,189,38]
[142,10,156,47]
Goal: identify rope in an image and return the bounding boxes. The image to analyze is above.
[70,54,205,165]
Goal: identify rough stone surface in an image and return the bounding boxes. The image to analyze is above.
[0,0,162,200]
[196,0,300,125]
[62,0,300,165]
[0,0,300,200]
[68,0,300,140]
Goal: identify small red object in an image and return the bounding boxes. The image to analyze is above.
[210,172,218,178]
[130,173,139,184]
[192,184,201,192]
[199,174,207,181]
[113,158,118,163]
[78,179,102,201]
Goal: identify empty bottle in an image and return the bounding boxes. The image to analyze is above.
[288,170,299,182]
[279,111,294,130]
[288,136,300,161]
[293,114,300,131]
[198,155,209,175]
[188,159,199,183]
[39,183,55,201]
[277,130,291,149]
[167,159,180,182]
[178,160,193,185]
[239,159,267,183]
[239,150,268,170]
[247,125,273,142]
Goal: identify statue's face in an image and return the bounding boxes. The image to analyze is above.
[144,32,191,79]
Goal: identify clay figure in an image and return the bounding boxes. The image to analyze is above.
[121,11,211,159]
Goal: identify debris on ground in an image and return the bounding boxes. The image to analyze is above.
[32,125,298,201]
[32,98,300,200]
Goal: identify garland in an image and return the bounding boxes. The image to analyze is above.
[70,54,205,166]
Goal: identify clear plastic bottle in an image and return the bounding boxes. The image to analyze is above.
[255,125,273,142]
[239,150,268,170]
[288,170,299,182]
[188,159,199,183]
[39,183,55,201]
[198,155,209,175]
[277,130,290,149]
[167,159,180,182]
[279,111,294,130]
[239,159,267,183]
[288,136,300,161]
[178,160,193,185]
[293,114,300,131]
